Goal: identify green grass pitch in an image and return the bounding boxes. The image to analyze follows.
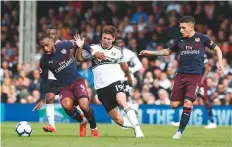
[1,122,232,147]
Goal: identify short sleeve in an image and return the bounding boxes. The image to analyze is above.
[57,40,73,49]
[204,35,216,50]
[169,39,178,52]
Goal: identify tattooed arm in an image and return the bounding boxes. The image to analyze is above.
[139,48,173,56]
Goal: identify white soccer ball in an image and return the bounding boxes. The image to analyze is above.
[15,121,32,137]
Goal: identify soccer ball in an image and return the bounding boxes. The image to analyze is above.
[15,121,32,137]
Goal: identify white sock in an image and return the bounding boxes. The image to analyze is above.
[124,107,139,127]
[46,104,55,128]
[122,117,134,128]
[76,105,88,124]
[76,105,84,115]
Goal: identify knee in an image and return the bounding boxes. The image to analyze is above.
[45,93,55,104]
[170,102,181,108]
[78,99,89,111]
[183,99,193,108]
[61,98,73,111]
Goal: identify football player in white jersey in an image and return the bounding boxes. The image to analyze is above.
[115,36,142,115]
[75,26,144,138]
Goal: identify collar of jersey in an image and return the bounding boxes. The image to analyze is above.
[182,32,196,41]
[101,44,113,50]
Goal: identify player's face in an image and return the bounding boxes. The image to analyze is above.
[115,39,124,48]
[180,23,194,38]
[47,29,57,41]
[101,33,115,49]
[40,38,55,55]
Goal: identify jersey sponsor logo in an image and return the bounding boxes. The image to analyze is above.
[61,49,67,54]
[55,58,73,73]
[49,60,53,64]
[181,50,200,55]
[195,37,200,42]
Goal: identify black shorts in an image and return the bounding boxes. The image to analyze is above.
[97,81,125,112]
[45,80,59,95]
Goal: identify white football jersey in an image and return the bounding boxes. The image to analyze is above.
[122,47,142,74]
[83,44,126,89]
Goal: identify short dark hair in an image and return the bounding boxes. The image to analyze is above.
[46,28,56,34]
[40,34,52,41]
[115,36,123,41]
[102,25,117,37]
[180,16,195,25]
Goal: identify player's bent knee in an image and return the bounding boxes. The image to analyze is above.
[170,101,181,108]
[183,99,193,107]
[45,93,55,104]
[78,98,89,111]
[61,97,73,111]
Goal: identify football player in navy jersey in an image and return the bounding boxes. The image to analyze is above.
[37,34,99,137]
[140,16,224,139]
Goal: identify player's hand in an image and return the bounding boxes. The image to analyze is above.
[73,34,85,49]
[32,99,44,111]
[139,50,154,56]
[94,52,106,60]
[218,62,225,76]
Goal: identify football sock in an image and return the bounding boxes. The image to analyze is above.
[178,107,192,134]
[76,105,88,123]
[83,108,97,129]
[65,107,83,123]
[46,104,55,128]
[205,103,214,123]
[124,107,139,127]
[122,117,134,128]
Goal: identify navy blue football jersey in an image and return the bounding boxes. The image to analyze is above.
[169,32,216,74]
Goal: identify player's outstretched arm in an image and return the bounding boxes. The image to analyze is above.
[139,48,173,56]
[214,46,225,75]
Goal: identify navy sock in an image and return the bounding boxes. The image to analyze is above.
[205,104,214,123]
[83,108,97,129]
[65,107,83,123]
[178,107,192,134]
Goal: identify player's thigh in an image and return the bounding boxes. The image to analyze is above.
[59,86,75,108]
[108,107,123,124]
[186,75,202,102]
[97,87,117,113]
[73,78,89,107]
[170,75,186,102]
[116,92,128,109]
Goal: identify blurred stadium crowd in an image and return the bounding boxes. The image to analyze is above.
[1,1,232,105]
